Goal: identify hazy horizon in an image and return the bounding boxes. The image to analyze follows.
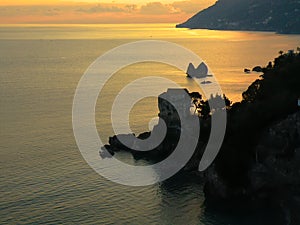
[0,0,216,24]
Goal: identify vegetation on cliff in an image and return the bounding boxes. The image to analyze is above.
[214,49,300,189]
[176,0,300,34]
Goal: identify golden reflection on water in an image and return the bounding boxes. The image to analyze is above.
[1,24,300,224]
[0,23,294,41]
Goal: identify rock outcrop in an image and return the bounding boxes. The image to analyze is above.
[204,111,300,200]
[203,110,300,223]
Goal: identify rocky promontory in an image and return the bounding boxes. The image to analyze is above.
[104,50,300,222]
[176,0,300,34]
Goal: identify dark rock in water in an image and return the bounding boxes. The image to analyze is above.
[186,62,210,78]
[252,66,263,72]
[108,134,134,152]
[244,68,251,73]
[104,88,202,163]
[201,81,212,85]
[105,127,182,163]
[100,145,115,158]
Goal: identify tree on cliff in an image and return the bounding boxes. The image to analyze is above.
[215,49,300,187]
[189,92,202,114]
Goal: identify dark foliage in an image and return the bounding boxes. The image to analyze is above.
[215,50,300,187]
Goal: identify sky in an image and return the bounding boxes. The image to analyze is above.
[0,0,216,24]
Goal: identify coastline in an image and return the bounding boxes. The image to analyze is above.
[175,25,300,35]
[105,50,300,221]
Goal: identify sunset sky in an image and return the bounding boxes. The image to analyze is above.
[0,0,216,24]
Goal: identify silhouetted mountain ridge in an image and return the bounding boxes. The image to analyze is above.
[177,0,300,34]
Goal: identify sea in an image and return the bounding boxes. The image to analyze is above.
[1,23,300,224]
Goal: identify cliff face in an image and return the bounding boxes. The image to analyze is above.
[204,110,300,223]
[205,110,300,198]
[177,0,300,34]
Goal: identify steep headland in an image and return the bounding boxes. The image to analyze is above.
[176,0,300,34]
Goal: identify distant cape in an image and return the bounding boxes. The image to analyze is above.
[176,0,300,34]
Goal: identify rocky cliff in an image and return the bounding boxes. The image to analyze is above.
[103,50,300,222]
[177,0,300,34]
[204,110,300,223]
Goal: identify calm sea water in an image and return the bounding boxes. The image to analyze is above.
[1,24,300,224]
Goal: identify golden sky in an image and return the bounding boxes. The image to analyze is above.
[0,0,216,24]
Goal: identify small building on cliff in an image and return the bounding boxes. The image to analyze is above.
[158,88,191,128]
